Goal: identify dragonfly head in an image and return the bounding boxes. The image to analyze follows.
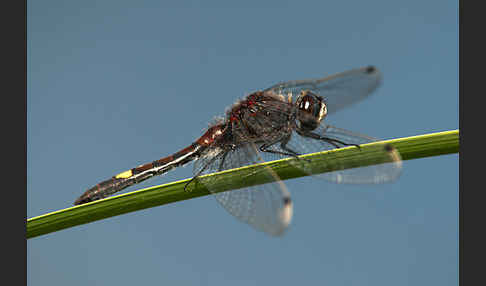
[295,90,327,132]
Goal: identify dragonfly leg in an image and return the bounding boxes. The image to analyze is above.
[260,136,312,163]
[297,130,361,149]
[321,136,361,149]
[184,149,226,192]
[217,151,229,171]
[260,136,301,158]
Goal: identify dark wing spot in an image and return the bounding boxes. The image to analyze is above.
[384,143,395,152]
[283,197,292,205]
[365,66,376,74]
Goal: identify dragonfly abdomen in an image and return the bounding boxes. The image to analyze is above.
[74,177,131,205]
[74,143,204,205]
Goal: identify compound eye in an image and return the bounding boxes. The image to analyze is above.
[299,96,311,111]
[296,91,326,131]
[298,91,321,115]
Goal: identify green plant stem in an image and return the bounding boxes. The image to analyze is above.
[27,129,459,239]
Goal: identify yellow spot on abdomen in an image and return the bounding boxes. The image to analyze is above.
[115,169,133,179]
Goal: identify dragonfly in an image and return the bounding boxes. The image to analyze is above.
[74,66,402,236]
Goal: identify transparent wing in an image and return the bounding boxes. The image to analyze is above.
[193,143,293,236]
[264,66,382,115]
[282,124,402,184]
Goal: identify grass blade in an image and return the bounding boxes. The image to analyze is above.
[27,129,459,239]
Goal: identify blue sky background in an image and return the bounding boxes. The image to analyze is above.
[27,1,458,285]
